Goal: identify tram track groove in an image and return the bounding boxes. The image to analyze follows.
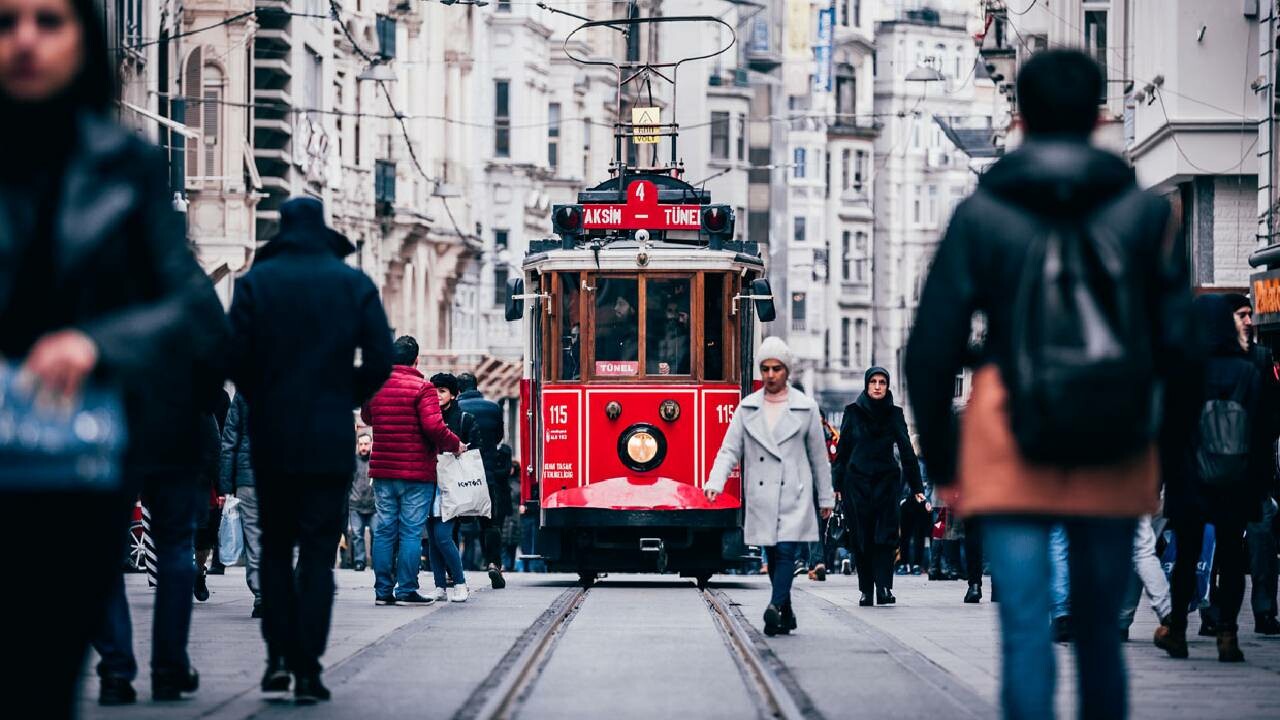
[700,587,827,720]
[452,585,590,720]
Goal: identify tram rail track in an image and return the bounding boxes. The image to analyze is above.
[452,585,590,720]
[700,587,827,720]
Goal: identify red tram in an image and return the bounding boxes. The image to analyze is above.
[502,15,775,586]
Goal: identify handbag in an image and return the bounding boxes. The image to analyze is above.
[218,495,244,564]
[0,360,126,492]
[437,449,492,521]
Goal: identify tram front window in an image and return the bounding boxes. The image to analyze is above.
[704,273,725,380]
[559,272,580,380]
[594,278,639,374]
[646,278,691,375]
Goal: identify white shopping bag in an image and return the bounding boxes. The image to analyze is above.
[437,449,491,521]
[218,495,244,564]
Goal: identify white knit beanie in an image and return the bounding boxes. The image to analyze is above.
[757,336,795,371]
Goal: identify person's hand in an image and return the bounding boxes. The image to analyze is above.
[217,494,228,508]
[925,502,933,513]
[834,491,842,503]
[915,492,926,505]
[704,488,719,503]
[455,443,469,456]
[19,329,98,403]
[820,506,833,520]
[518,504,527,515]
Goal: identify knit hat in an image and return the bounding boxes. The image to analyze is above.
[1224,293,1252,313]
[757,336,795,371]
[429,372,459,396]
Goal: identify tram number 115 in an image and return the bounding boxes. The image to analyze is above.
[549,405,570,425]
[716,404,735,424]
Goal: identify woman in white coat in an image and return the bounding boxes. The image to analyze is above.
[704,337,835,635]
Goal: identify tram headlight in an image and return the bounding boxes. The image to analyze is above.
[553,205,584,234]
[617,423,667,473]
[658,399,680,422]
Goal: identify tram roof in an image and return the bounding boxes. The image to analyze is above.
[522,241,765,274]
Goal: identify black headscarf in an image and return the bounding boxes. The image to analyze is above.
[855,366,894,421]
[1195,294,1247,359]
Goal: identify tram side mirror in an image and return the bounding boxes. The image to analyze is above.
[504,277,525,322]
[751,278,776,322]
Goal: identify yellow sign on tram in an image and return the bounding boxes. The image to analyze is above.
[632,107,660,144]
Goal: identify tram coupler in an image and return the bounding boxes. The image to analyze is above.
[640,537,668,573]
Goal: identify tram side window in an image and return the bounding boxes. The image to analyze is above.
[559,272,581,380]
[646,278,691,376]
[704,273,725,380]
[594,278,639,375]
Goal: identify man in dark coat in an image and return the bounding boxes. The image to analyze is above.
[457,372,512,588]
[219,391,262,616]
[228,196,393,702]
[1162,295,1270,662]
[832,367,924,607]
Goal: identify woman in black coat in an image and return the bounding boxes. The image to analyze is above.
[1161,295,1269,662]
[833,367,925,606]
[0,0,226,712]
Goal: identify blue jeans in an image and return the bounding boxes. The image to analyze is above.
[764,542,803,608]
[348,509,373,567]
[985,517,1134,720]
[94,479,201,679]
[423,483,467,588]
[372,480,429,598]
[1050,523,1070,619]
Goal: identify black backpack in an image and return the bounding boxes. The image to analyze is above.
[1009,221,1159,465]
[1195,373,1251,487]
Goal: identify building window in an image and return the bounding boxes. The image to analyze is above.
[954,45,964,79]
[375,159,396,204]
[376,15,396,59]
[736,114,746,161]
[710,111,730,159]
[116,0,143,47]
[839,0,850,27]
[794,216,806,244]
[854,231,868,282]
[841,230,852,281]
[626,3,640,62]
[854,318,866,366]
[854,150,866,190]
[841,317,851,365]
[791,293,807,332]
[835,70,856,121]
[547,102,561,170]
[954,373,965,398]
[852,0,861,26]
[494,267,509,306]
[494,80,510,157]
[793,147,806,178]
[183,49,225,180]
[1084,4,1108,101]
[927,185,938,225]
[494,229,509,250]
[497,0,511,11]
[841,149,852,190]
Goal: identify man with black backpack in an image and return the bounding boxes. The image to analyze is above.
[906,50,1197,719]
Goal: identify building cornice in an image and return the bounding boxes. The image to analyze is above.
[1127,119,1262,162]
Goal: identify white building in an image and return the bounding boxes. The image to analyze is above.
[871,2,986,419]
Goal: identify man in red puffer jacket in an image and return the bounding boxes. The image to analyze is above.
[361,336,463,605]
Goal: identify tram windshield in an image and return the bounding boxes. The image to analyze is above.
[544,270,739,383]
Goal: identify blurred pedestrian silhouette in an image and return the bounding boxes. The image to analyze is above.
[227,196,392,703]
[0,0,228,713]
[906,50,1197,719]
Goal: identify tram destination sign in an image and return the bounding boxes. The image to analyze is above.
[580,179,703,231]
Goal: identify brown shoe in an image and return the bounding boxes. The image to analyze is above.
[1155,624,1188,658]
[807,569,818,581]
[1217,629,1245,663]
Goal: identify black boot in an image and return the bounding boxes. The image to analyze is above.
[489,563,507,589]
[963,582,982,604]
[193,571,210,602]
[858,592,874,607]
[780,604,797,633]
[1255,615,1280,635]
[152,667,199,701]
[294,674,331,704]
[261,656,291,692]
[98,677,136,706]
[876,587,896,605]
[763,604,784,636]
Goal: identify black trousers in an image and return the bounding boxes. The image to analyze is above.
[478,516,504,568]
[1,490,128,719]
[964,518,984,583]
[256,473,348,675]
[1171,519,1247,632]
[1248,499,1279,619]
[853,520,895,593]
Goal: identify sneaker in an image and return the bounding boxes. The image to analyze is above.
[763,603,784,634]
[396,591,435,605]
[261,657,291,692]
[293,674,331,704]
[448,584,470,602]
[152,667,199,701]
[792,560,806,577]
[354,561,366,572]
[98,677,137,706]
[193,573,210,602]
[963,582,982,604]
[430,587,447,602]
[488,564,506,589]
[813,564,827,581]
[910,565,923,576]
[375,595,397,606]
[207,563,226,576]
[840,558,852,575]
[895,565,908,576]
